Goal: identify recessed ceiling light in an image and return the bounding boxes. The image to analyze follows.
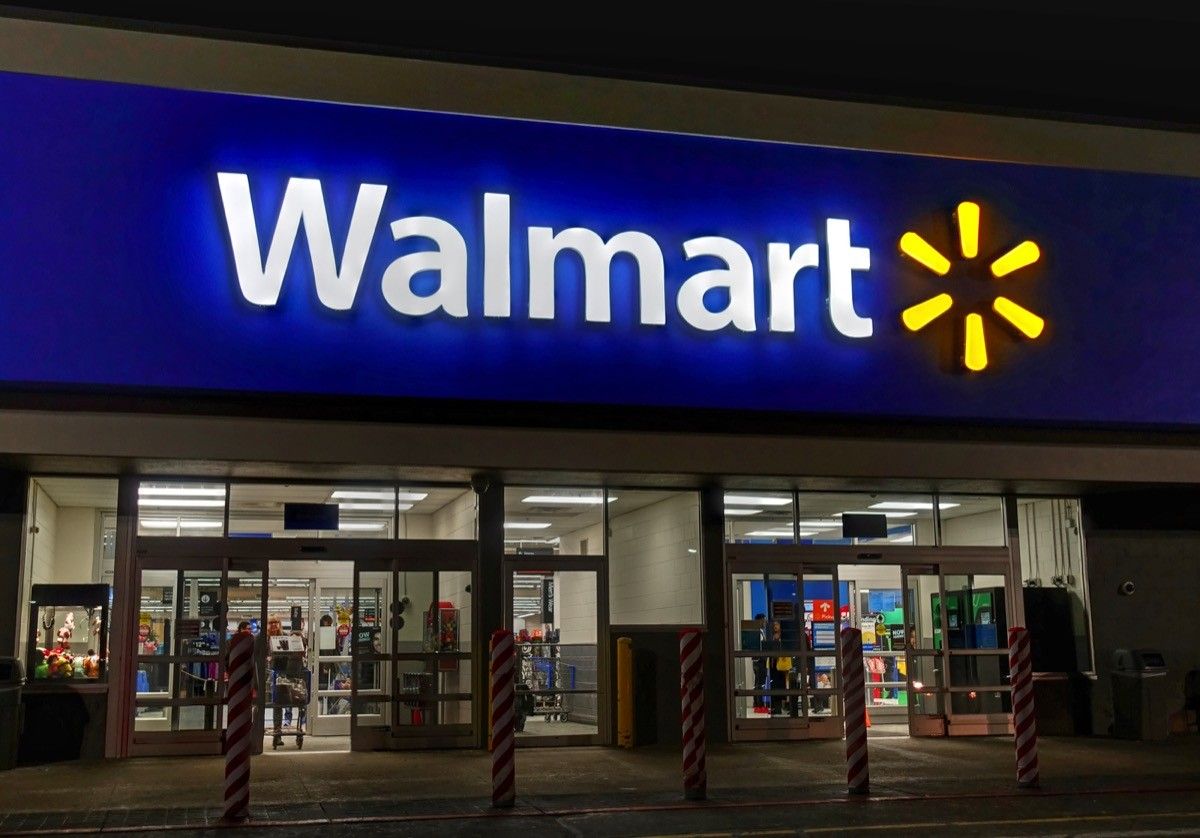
[140,519,222,529]
[840,510,918,518]
[724,495,792,506]
[138,486,226,497]
[868,501,960,511]
[504,522,552,530]
[138,499,225,508]
[338,502,413,511]
[522,495,614,504]
[339,522,388,531]
[331,490,429,502]
[724,508,762,516]
[795,520,842,528]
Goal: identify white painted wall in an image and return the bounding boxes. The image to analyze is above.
[558,522,604,555]
[432,491,476,540]
[608,493,701,625]
[941,507,1006,546]
[555,571,597,644]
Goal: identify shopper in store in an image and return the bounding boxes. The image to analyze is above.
[752,613,768,708]
[770,620,794,716]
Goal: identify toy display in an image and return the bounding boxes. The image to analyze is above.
[26,584,110,683]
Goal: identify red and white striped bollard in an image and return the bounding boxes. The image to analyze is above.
[840,626,869,795]
[490,629,517,808]
[1009,626,1040,788]
[223,630,255,821]
[679,627,706,801]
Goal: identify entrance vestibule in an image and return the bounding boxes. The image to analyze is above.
[727,547,1014,741]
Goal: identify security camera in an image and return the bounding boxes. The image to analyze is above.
[470,474,491,494]
[1117,580,1135,597]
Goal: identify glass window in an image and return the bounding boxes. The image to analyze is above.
[608,491,701,625]
[398,487,476,540]
[938,495,1006,546]
[504,487,604,555]
[723,491,795,543]
[21,477,119,677]
[798,492,936,545]
[1016,497,1092,672]
[227,484,394,538]
[138,481,226,537]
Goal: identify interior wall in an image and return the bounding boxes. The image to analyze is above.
[940,509,1006,546]
[1082,531,1200,736]
[432,490,476,540]
[608,493,701,625]
[56,508,98,582]
[558,522,604,556]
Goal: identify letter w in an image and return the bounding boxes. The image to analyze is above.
[217,173,387,310]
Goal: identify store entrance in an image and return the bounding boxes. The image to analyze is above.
[350,546,477,750]
[502,557,608,746]
[127,540,477,756]
[726,547,1013,741]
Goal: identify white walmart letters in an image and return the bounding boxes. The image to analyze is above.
[217,173,874,338]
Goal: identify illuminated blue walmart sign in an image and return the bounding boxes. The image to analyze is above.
[1,70,1199,428]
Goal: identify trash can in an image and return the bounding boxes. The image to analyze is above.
[0,657,25,770]
[1111,649,1170,740]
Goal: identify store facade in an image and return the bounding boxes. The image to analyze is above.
[1,17,1200,762]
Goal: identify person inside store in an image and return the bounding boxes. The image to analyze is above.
[752,613,768,708]
[769,620,796,717]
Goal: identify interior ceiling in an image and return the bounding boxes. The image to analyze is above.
[6,3,1200,130]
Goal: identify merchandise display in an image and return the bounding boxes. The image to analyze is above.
[27,584,110,683]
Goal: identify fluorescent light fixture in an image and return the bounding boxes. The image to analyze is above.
[331,490,428,502]
[514,612,539,620]
[338,502,413,512]
[745,530,796,538]
[687,548,698,554]
[795,520,842,528]
[138,499,225,508]
[140,519,222,530]
[521,495,614,505]
[840,510,917,518]
[339,522,387,531]
[724,495,792,506]
[723,508,762,516]
[504,538,560,545]
[868,501,960,511]
[138,486,226,497]
[890,534,914,544]
[504,522,552,530]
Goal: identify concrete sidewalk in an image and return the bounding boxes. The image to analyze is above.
[0,736,1197,833]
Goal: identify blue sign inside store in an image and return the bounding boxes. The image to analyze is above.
[1,70,1199,427]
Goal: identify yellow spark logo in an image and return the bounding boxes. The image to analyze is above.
[899,201,1045,372]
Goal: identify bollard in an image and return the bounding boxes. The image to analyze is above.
[840,626,869,795]
[617,637,634,748]
[1009,626,1040,789]
[679,628,706,801]
[490,629,517,808]
[223,630,255,822]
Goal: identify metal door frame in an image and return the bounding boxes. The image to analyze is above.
[502,555,610,747]
[351,542,479,750]
[726,545,1012,741]
[126,554,268,757]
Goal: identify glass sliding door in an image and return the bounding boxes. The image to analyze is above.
[504,557,608,746]
[727,558,843,740]
[130,558,266,756]
[351,548,477,749]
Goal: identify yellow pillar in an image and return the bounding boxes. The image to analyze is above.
[617,636,633,748]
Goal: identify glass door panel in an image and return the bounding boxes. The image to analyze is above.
[840,564,907,721]
[730,571,774,720]
[903,567,946,734]
[352,559,476,749]
[800,568,840,723]
[352,568,390,740]
[509,567,601,743]
[314,585,355,734]
[942,571,1012,722]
